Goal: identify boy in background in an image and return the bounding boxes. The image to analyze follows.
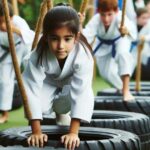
[82,0,137,101]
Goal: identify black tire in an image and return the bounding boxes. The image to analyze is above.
[81,110,150,150]
[42,111,150,150]
[129,85,150,91]
[97,88,150,96]
[94,96,150,116]
[130,82,150,87]
[0,125,141,150]
[130,87,150,91]
[0,146,66,150]
[12,82,23,110]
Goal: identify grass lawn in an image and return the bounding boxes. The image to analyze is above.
[0,75,111,131]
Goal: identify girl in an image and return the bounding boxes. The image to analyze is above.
[23,4,94,150]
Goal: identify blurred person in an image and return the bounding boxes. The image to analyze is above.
[81,0,137,101]
[0,1,34,123]
[131,8,150,72]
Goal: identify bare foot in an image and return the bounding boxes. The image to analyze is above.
[123,91,135,102]
[0,111,8,124]
[0,116,8,124]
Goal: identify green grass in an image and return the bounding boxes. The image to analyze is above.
[0,76,110,131]
[0,107,28,131]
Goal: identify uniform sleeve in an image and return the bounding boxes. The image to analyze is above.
[13,15,35,46]
[82,14,99,44]
[22,51,46,120]
[70,45,94,122]
[140,21,150,41]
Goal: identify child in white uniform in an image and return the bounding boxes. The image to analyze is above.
[82,0,137,101]
[23,4,94,150]
[131,8,150,71]
[0,2,33,123]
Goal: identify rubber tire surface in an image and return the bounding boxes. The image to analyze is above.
[42,111,150,150]
[130,82,150,87]
[0,146,65,150]
[94,96,150,116]
[97,88,150,96]
[0,125,141,150]
[81,110,150,150]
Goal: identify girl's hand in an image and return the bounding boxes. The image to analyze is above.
[27,133,48,148]
[61,133,80,150]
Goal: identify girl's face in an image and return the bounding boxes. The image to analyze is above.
[100,10,118,28]
[48,26,77,60]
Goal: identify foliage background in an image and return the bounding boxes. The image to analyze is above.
[18,0,83,29]
[18,0,150,29]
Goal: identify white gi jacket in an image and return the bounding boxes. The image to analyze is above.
[83,11,137,89]
[23,42,94,122]
[13,15,35,51]
[126,0,137,23]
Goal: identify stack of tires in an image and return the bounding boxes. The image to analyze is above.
[95,81,150,150]
[1,82,150,149]
[0,126,141,150]
[40,110,149,150]
[97,81,150,97]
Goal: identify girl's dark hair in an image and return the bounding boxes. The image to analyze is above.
[0,1,13,17]
[36,3,92,65]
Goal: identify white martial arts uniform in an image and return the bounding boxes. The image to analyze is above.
[13,15,35,51]
[135,0,145,9]
[126,0,137,23]
[0,15,34,111]
[131,20,150,71]
[23,42,94,123]
[0,32,28,110]
[83,11,137,89]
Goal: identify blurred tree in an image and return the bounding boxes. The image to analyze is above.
[18,0,70,29]
[18,0,93,29]
[18,0,41,29]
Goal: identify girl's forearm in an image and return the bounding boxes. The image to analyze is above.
[69,118,80,135]
[30,120,42,134]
